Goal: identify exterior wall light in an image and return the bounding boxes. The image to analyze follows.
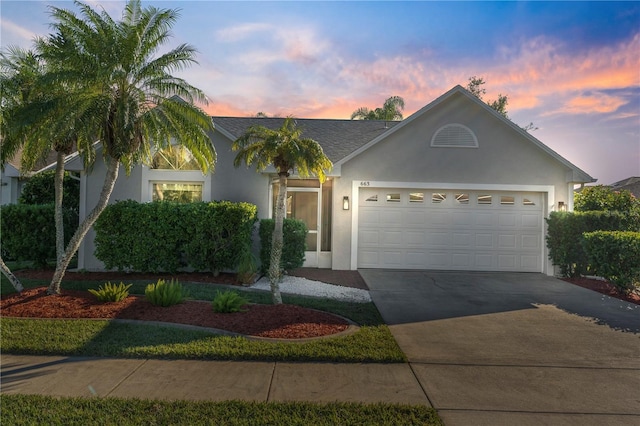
[343,196,350,210]
[558,201,566,211]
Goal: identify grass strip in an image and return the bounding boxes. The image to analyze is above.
[1,318,405,363]
[1,394,443,426]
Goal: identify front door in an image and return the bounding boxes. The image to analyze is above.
[286,189,320,267]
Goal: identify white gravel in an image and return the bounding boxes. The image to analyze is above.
[250,275,371,303]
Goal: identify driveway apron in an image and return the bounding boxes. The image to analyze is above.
[361,270,640,426]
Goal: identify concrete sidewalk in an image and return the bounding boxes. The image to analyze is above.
[1,354,429,405]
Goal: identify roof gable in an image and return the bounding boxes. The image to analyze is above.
[336,85,595,184]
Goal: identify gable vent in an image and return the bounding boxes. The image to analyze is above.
[431,124,478,148]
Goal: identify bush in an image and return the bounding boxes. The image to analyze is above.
[259,218,307,274]
[211,290,249,313]
[546,211,639,277]
[94,200,257,274]
[19,170,80,213]
[88,282,132,302]
[575,185,640,213]
[0,204,77,267]
[582,231,640,294]
[183,201,258,276]
[145,279,188,307]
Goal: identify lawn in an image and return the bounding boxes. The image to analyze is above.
[2,395,443,426]
[0,274,406,362]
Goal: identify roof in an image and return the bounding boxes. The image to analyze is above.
[610,176,640,198]
[211,117,400,164]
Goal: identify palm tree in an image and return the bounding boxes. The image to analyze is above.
[232,117,332,304]
[1,46,91,274]
[350,96,405,121]
[34,0,216,294]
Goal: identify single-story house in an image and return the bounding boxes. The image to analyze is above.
[609,176,640,198]
[71,85,595,275]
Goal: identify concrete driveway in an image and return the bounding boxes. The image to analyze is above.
[360,270,640,426]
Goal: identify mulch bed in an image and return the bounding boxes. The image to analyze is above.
[562,277,639,305]
[1,287,350,339]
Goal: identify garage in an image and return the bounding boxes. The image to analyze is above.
[357,187,544,272]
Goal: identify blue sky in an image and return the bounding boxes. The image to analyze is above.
[1,1,639,185]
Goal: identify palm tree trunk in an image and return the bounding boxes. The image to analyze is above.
[47,159,120,295]
[1,256,24,294]
[269,173,287,305]
[54,151,65,264]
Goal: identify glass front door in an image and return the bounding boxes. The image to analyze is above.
[287,191,318,253]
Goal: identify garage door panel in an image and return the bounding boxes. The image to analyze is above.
[358,189,543,272]
[498,234,517,248]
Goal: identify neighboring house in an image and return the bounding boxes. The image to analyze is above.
[609,176,640,198]
[72,85,595,275]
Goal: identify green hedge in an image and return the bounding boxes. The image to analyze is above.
[0,204,77,267]
[19,170,80,213]
[546,211,640,277]
[259,218,307,274]
[94,201,257,274]
[582,231,640,293]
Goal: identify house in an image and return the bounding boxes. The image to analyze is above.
[72,85,595,275]
[0,150,63,205]
[609,177,640,198]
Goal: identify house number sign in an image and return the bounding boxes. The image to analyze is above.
[360,181,371,187]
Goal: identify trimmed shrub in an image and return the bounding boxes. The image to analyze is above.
[183,201,258,276]
[145,279,188,307]
[0,203,77,267]
[546,211,639,277]
[88,282,132,302]
[212,290,248,313]
[582,231,640,294]
[94,200,257,273]
[19,170,80,214]
[259,218,307,274]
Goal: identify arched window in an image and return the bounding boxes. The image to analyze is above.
[431,124,478,148]
[151,146,201,170]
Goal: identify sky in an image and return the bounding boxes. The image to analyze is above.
[1,1,639,185]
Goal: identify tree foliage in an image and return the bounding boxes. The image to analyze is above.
[351,96,405,121]
[3,0,217,294]
[466,76,537,132]
[19,170,80,213]
[574,185,640,213]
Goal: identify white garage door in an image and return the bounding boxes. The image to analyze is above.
[357,188,543,272]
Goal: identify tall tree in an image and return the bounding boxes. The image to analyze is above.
[351,96,405,121]
[30,0,216,294]
[232,117,332,304]
[466,76,537,131]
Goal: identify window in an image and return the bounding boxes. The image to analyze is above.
[386,193,401,203]
[432,193,446,203]
[365,194,378,202]
[478,194,492,205]
[501,196,515,205]
[151,146,201,170]
[455,193,469,204]
[431,124,478,148]
[152,183,202,202]
[409,192,424,203]
[523,198,536,206]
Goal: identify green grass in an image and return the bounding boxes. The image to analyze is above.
[1,395,443,426]
[1,276,405,362]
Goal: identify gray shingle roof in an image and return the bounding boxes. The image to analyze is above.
[211,117,400,163]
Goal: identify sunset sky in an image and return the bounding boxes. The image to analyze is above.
[2,1,638,185]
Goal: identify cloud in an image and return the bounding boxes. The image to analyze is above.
[0,18,39,45]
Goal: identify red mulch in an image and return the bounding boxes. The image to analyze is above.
[562,277,640,305]
[1,286,350,339]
